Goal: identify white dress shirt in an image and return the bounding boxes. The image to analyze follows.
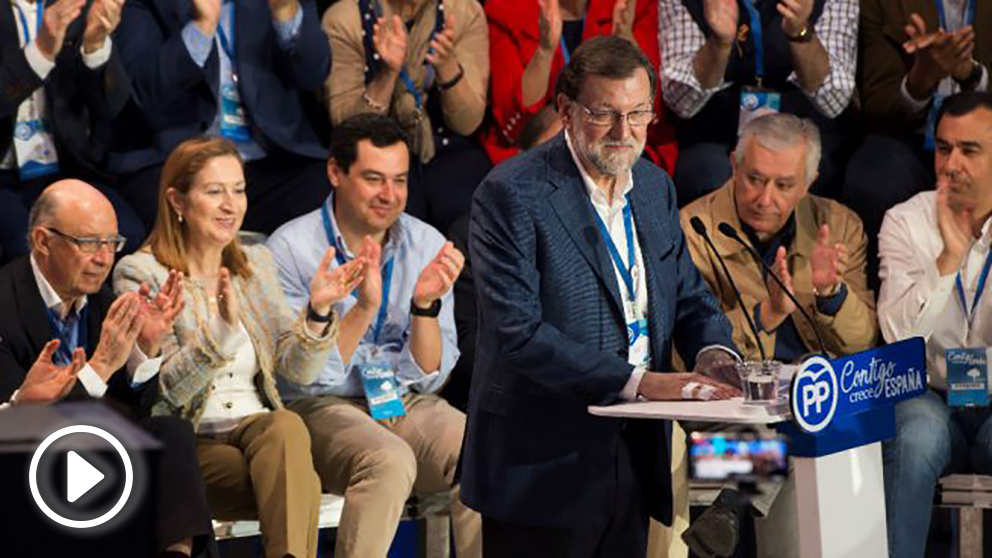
[878,191,992,392]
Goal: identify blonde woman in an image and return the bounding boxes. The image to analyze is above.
[114,137,365,558]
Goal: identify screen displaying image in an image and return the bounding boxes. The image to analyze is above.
[688,431,789,482]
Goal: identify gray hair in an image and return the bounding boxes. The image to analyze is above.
[26,190,60,251]
[733,114,822,186]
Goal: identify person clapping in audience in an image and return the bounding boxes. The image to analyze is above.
[1,0,144,265]
[114,137,364,558]
[323,0,490,232]
[0,179,212,557]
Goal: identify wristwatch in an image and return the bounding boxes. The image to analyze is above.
[955,60,984,91]
[306,303,332,323]
[786,24,814,43]
[411,298,442,318]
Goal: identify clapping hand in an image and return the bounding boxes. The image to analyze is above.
[702,0,738,46]
[904,14,975,85]
[412,242,464,310]
[36,0,87,61]
[14,340,84,405]
[759,246,796,331]
[777,0,814,39]
[373,15,408,73]
[83,0,125,54]
[267,0,299,23]
[309,247,367,317]
[810,224,847,296]
[537,0,562,53]
[136,270,186,357]
[89,292,145,382]
[611,0,635,43]
[426,13,459,82]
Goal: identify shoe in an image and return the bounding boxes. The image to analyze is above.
[681,489,741,558]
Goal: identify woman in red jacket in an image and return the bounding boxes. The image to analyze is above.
[482,0,678,172]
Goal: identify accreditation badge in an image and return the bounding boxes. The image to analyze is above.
[738,86,782,136]
[359,362,407,420]
[219,83,253,144]
[13,119,59,180]
[946,347,989,408]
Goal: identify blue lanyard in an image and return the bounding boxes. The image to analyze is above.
[559,18,584,65]
[936,0,975,30]
[13,1,45,46]
[742,0,765,79]
[217,2,236,64]
[956,250,992,327]
[398,69,423,109]
[593,195,637,303]
[320,201,395,343]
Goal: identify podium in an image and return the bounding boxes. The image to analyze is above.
[590,338,927,558]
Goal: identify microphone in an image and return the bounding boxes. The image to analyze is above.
[689,217,767,362]
[717,222,828,357]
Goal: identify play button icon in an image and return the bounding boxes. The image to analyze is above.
[66,451,106,503]
[29,425,133,529]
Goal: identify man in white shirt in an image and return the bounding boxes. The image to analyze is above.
[0,179,214,558]
[878,91,992,558]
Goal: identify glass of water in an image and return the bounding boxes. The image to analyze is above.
[735,360,782,405]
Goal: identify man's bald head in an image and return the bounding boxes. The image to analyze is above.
[28,180,120,302]
[28,180,117,250]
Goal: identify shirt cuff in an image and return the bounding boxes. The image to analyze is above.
[620,365,647,402]
[126,344,162,387]
[815,282,849,316]
[25,40,56,80]
[77,364,108,398]
[899,74,932,113]
[272,8,303,49]
[80,37,112,69]
[182,21,214,67]
[973,64,989,92]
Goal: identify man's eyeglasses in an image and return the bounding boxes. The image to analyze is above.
[47,228,126,254]
[575,101,655,128]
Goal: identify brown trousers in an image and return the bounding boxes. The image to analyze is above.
[196,409,322,558]
[290,393,482,558]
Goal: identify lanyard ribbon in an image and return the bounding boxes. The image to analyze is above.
[321,201,394,343]
[742,0,765,79]
[935,0,975,30]
[593,194,637,303]
[217,3,236,65]
[956,250,992,327]
[14,1,45,46]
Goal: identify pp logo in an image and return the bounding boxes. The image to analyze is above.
[790,356,839,433]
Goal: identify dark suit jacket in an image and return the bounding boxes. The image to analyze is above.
[0,1,130,174]
[461,133,735,529]
[859,0,992,135]
[111,0,330,173]
[0,258,145,414]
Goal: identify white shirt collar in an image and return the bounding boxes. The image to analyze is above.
[30,254,88,319]
[564,131,634,208]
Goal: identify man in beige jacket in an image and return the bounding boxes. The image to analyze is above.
[677,113,878,558]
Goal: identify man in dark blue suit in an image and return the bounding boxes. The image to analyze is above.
[462,36,740,557]
[110,0,332,235]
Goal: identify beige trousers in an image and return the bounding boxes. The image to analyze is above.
[290,393,482,558]
[196,409,322,558]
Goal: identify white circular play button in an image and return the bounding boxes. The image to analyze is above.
[29,425,133,529]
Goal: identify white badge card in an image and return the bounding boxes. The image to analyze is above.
[219,84,252,144]
[359,363,407,420]
[947,348,989,408]
[738,87,781,136]
[13,119,59,180]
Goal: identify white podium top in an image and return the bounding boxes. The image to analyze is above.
[588,397,791,424]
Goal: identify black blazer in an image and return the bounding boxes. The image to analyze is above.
[0,257,146,415]
[0,1,131,174]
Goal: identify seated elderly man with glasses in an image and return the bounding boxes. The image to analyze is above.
[0,179,217,558]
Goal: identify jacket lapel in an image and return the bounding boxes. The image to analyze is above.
[13,259,53,356]
[628,165,674,358]
[545,137,625,314]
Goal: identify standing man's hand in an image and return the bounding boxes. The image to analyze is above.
[777,0,814,39]
[268,0,299,24]
[903,14,976,99]
[703,0,738,46]
[13,340,84,405]
[82,0,124,54]
[810,224,848,296]
[373,15,408,74]
[191,0,221,35]
[637,371,740,401]
[36,0,87,61]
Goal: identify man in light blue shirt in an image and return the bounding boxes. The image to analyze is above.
[268,114,480,558]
